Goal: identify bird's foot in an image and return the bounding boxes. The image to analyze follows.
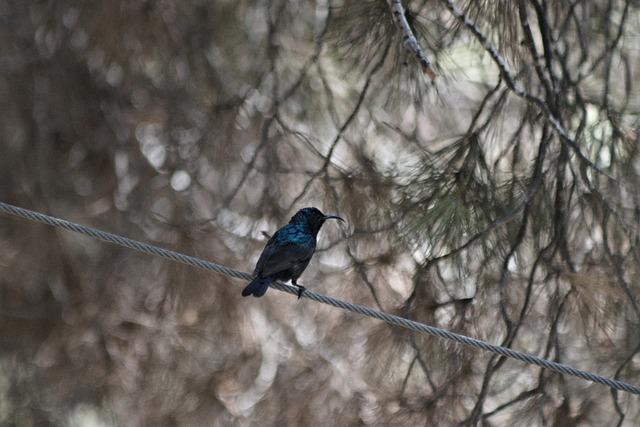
[296,284,306,300]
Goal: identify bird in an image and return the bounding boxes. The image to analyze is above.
[242,207,344,299]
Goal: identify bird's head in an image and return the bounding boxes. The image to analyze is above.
[292,207,345,234]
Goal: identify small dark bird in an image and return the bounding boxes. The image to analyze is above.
[242,207,344,299]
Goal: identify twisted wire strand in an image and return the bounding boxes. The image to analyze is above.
[1,201,639,395]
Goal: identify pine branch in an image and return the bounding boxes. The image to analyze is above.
[386,0,437,80]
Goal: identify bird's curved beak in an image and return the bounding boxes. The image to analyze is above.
[324,214,345,223]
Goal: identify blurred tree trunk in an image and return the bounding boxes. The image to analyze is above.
[0,0,639,425]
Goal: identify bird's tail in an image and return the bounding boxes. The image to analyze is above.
[241,276,274,297]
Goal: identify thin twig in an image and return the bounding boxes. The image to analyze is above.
[386,0,437,80]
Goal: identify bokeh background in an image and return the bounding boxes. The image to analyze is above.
[1,1,639,425]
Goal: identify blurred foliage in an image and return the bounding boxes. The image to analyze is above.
[0,0,639,425]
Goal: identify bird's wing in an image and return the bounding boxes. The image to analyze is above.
[257,238,316,277]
